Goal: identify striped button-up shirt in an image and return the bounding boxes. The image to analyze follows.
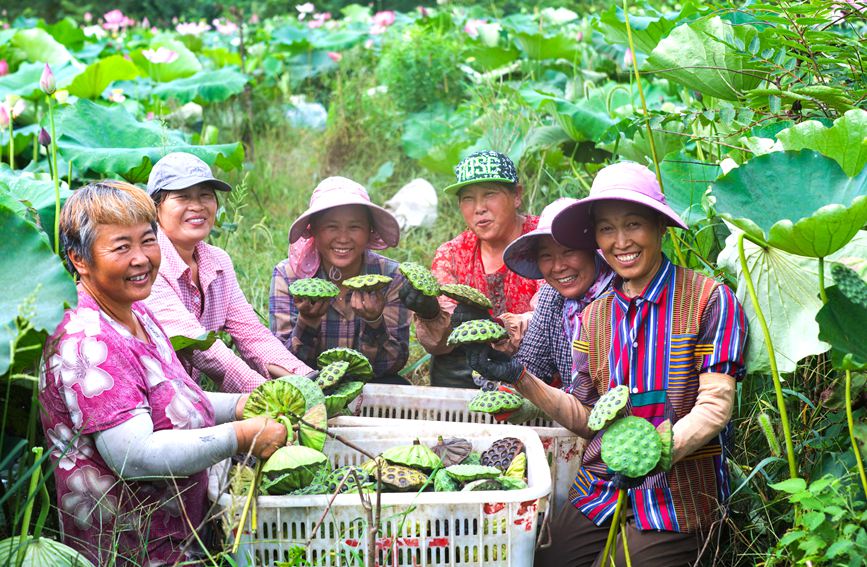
[269,251,410,378]
[146,231,312,393]
[569,256,747,533]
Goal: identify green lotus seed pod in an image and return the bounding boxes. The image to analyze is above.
[324,381,364,417]
[316,361,350,390]
[326,465,371,493]
[832,264,867,309]
[601,416,662,479]
[447,319,508,346]
[375,464,429,492]
[288,278,340,300]
[587,385,630,431]
[440,283,493,310]
[398,262,441,296]
[444,464,502,483]
[317,347,373,379]
[654,420,673,473]
[342,274,393,292]
[468,390,523,413]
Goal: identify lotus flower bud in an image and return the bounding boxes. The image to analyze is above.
[0,106,8,128]
[40,64,56,95]
[0,59,8,77]
[38,127,51,147]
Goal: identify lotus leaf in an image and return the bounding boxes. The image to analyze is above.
[463,452,482,466]
[149,67,248,104]
[288,278,340,300]
[242,378,307,430]
[597,3,702,58]
[67,55,142,99]
[497,477,528,491]
[433,469,460,492]
[0,164,72,243]
[0,61,81,100]
[430,436,472,467]
[398,262,441,296]
[282,374,326,408]
[776,109,867,177]
[130,37,201,83]
[445,464,502,483]
[467,390,523,413]
[588,385,630,431]
[316,361,350,390]
[381,440,443,473]
[712,151,867,258]
[0,536,95,567]
[324,381,365,417]
[481,437,524,471]
[504,452,527,481]
[817,286,867,369]
[317,347,373,378]
[601,417,662,478]
[341,274,393,292]
[375,464,428,492]
[660,151,718,226]
[261,445,330,494]
[12,28,77,65]
[169,332,217,353]
[447,319,508,346]
[440,283,493,310]
[289,483,329,496]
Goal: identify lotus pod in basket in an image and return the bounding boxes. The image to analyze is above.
[444,464,502,483]
[242,378,307,430]
[288,277,340,300]
[430,436,472,467]
[282,374,326,407]
[261,445,330,494]
[342,274,393,292]
[467,390,523,414]
[375,464,429,492]
[381,440,443,473]
[398,262,441,296]
[326,465,372,493]
[447,319,508,347]
[317,347,373,379]
[440,283,492,310]
[324,381,364,417]
[433,468,460,492]
[587,384,630,431]
[600,416,662,479]
[481,437,525,471]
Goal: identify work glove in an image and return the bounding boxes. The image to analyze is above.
[464,344,525,385]
[450,303,492,328]
[398,280,440,320]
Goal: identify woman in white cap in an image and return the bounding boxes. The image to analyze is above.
[269,176,410,384]
[464,161,748,566]
[145,152,313,393]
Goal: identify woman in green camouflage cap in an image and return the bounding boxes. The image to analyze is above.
[399,150,541,388]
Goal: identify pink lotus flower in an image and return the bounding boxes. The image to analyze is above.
[576,31,584,42]
[1,96,25,124]
[212,18,238,35]
[40,63,56,95]
[464,18,486,39]
[107,88,126,103]
[296,3,315,20]
[0,59,8,77]
[308,12,331,29]
[370,10,396,35]
[142,47,179,64]
[0,106,8,128]
[623,48,633,67]
[141,17,150,29]
[102,9,133,32]
[146,111,156,120]
[249,13,260,24]
[417,6,430,17]
[327,51,342,62]
[83,12,92,23]
[38,127,51,147]
[176,21,211,35]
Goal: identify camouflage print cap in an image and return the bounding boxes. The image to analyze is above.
[443,150,518,195]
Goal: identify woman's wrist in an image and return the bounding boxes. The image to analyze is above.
[362,313,384,327]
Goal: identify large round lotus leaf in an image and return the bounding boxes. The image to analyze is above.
[0,203,77,375]
[317,347,373,378]
[67,54,141,100]
[324,381,365,417]
[376,464,428,492]
[242,379,307,430]
[712,150,867,258]
[282,374,326,408]
[440,283,493,310]
[0,536,95,567]
[445,464,502,483]
[601,416,662,479]
[776,110,867,177]
[261,445,330,494]
[288,277,340,299]
[149,68,249,104]
[381,440,443,473]
[316,361,350,390]
[655,420,673,473]
[342,274,393,292]
[298,403,328,452]
[468,390,523,413]
[398,262,441,296]
[588,385,630,431]
[447,319,508,346]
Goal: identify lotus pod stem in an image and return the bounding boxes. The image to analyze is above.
[846,369,867,497]
[600,488,626,567]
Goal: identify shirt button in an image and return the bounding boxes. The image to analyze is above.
[632,341,639,348]
[632,387,639,394]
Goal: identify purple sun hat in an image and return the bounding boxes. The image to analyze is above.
[551,161,687,250]
[503,197,581,280]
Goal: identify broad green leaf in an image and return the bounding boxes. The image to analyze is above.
[0,164,72,243]
[776,109,867,177]
[0,202,77,373]
[0,61,82,100]
[769,477,807,494]
[513,31,580,61]
[170,332,218,352]
[11,28,78,65]
[465,40,521,71]
[130,37,201,83]
[644,16,764,101]
[285,51,337,86]
[660,151,720,225]
[0,124,40,156]
[816,286,867,368]
[401,104,472,175]
[596,2,702,56]
[520,89,617,143]
[54,99,243,183]
[270,24,312,54]
[38,17,86,50]
[67,55,142,100]
[712,151,867,257]
[602,125,686,164]
[150,67,248,104]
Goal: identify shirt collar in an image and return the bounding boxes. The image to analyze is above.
[612,255,674,305]
[157,230,220,281]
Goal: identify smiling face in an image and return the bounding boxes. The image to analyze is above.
[71,222,161,311]
[156,184,218,251]
[458,182,522,244]
[593,200,667,293]
[310,205,371,277]
[535,236,598,299]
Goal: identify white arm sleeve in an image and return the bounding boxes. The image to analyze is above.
[207,391,243,425]
[94,413,238,479]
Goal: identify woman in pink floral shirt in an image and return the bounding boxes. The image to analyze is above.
[41,181,287,565]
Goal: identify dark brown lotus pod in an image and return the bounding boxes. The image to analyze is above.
[480,437,525,471]
[430,436,473,467]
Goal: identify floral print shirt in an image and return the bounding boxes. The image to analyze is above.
[39,289,215,566]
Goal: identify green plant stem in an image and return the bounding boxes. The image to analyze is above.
[818,256,828,304]
[7,122,13,168]
[601,488,626,566]
[48,95,60,255]
[845,369,867,497]
[620,503,632,567]
[16,447,43,567]
[231,460,262,554]
[738,233,798,479]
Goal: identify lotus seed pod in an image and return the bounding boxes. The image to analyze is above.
[447,319,508,346]
[360,456,387,476]
[375,464,429,492]
[326,465,371,493]
[317,347,373,378]
[261,445,330,494]
[481,437,525,471]
[282,374,326,408]
[462,478,504,491]
[587,385,630,431]
[398,262,441,296]
[324,381,365,417]
[654,419,673,473]
[342,274,393,292]
[242,378,307,431]
[433,468,460,492]
[381,440,443,473]
[600,416,662,479]
[316,361,350,390]
[444,464,502,482]
[440,283,493,310]
[468,390,523,413]
[832,264,867,309]
[289,483,329,496]
[288,277,340,300]
[430,436,472,467]
[497,476,528,491]
[298,403,328,451]
[462,452,482,466]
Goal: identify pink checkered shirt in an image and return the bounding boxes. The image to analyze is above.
[146,231,312,392]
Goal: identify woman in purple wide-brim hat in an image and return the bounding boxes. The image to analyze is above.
[464,161,749,566]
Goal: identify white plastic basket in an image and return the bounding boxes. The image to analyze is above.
[339,384,585,513]
[209,423,551,567]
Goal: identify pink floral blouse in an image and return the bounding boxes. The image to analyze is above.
[39,289,216,566]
